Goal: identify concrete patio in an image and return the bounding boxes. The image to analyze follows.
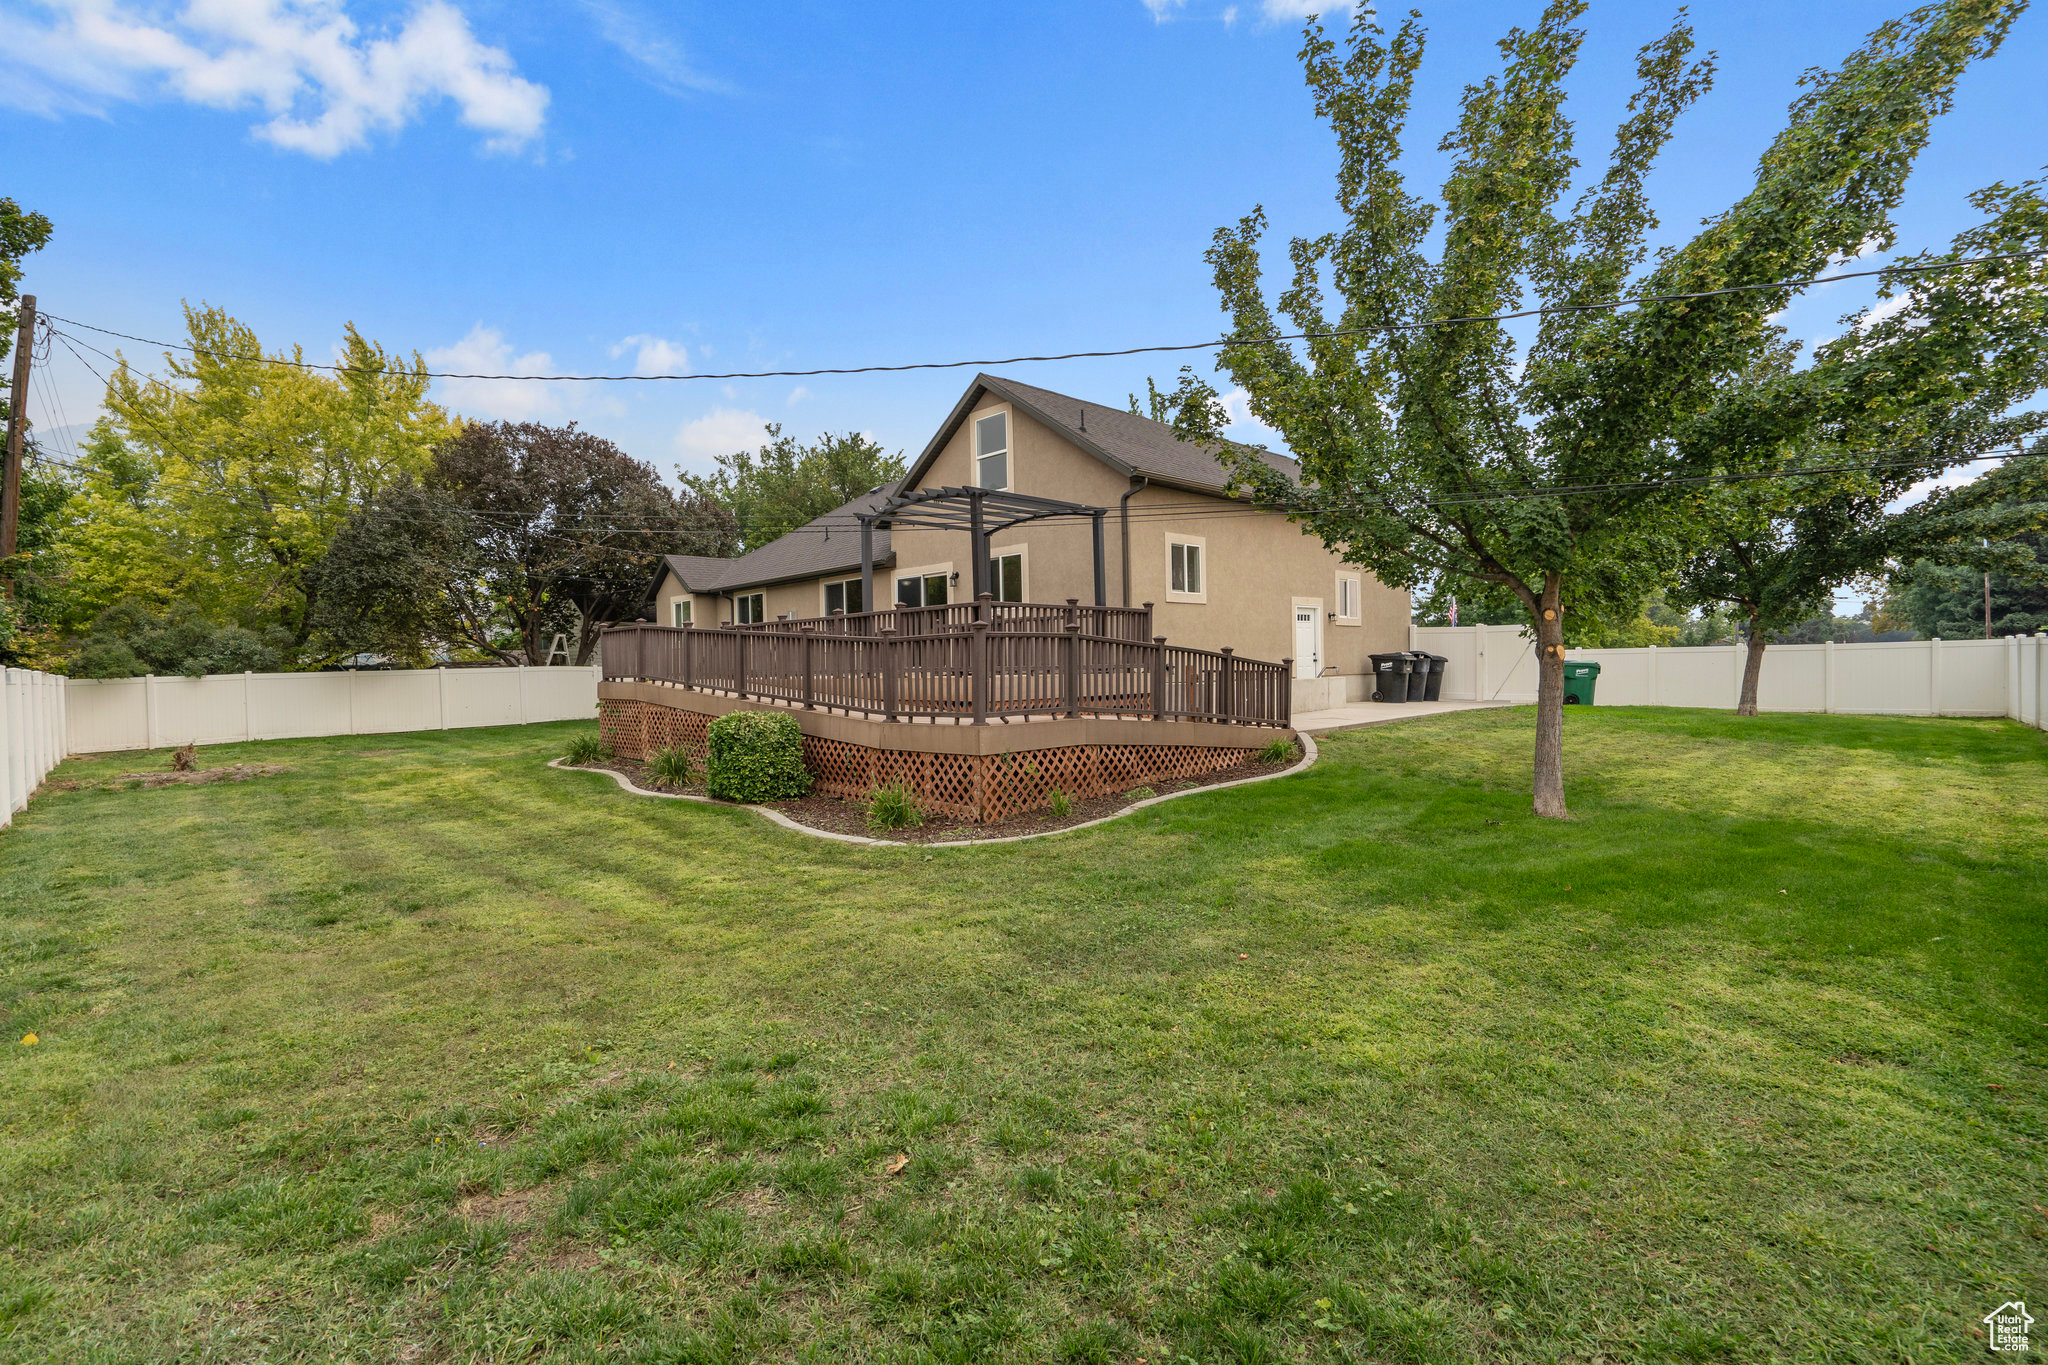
[1291,697,1518,734]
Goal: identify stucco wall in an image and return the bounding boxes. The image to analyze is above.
[893,398,1408,674]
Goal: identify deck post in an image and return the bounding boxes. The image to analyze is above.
[1063,621,1082,719]
[681,622,694,690]
[1141,602,1153,642]
[881,627,898,721]
[735,627,748,699]
[969,491,988,600]
[970,620,990,726]
[1091,510,1107,607]
[801,627,815,710]
[1219,647,1235,723]
[1152,636,1168,719]
[1280,660,1294,727]
[976,591,993,625]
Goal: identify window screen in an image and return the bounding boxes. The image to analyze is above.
[1170,541,1203,595]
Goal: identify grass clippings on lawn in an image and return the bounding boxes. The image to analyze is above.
[1,708,2044,1363]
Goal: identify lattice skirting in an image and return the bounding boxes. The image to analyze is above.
[598,698,1263,823]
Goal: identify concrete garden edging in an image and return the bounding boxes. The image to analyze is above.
[547,730,1319,848]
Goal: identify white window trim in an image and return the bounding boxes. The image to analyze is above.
[733,591,766,625]
[890,561,956,609]
[1164,532,1207,604]
[670,598,693,628]
[1334,571,1362,625]
[821,575,866,617]
[972,404,1013,492]
[985,542,1029,603]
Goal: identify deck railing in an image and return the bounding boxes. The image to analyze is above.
[738,597,1154,643]
[603,617,1291,728]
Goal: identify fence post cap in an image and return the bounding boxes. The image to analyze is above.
[1063,621,1081,633]
[1153,636,1167,645]
[1220,647,1234,656]
[1066,598,1079,607]
[977,592,994,602]
[969,620,992,632]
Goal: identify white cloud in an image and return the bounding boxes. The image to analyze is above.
[1140,0,1186,19]
[673,407,766,468]
[426,324,561,420]
[610,333,688,377]
[786,385,810,406]
[8,0,548,157]
[1259,0,1354,18]
[580,0,725,95]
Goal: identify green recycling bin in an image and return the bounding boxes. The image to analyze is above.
[1562,659,1601,705]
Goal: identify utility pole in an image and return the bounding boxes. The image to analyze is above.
[1,293,33,588]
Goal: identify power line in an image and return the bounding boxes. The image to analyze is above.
[39,248,2048,385]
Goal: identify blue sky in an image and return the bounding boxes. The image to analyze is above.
[8,0,2045,526]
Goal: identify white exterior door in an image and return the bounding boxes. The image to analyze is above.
[1293,605,1321,680]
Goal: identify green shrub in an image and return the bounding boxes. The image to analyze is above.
[645,745,694,790]
[564,732,611,766]
[1125,786,1155,801]
[1259,737,1297,764]
[1046,789,1072,818]
[705,711,812,803]
[866,781,924,833]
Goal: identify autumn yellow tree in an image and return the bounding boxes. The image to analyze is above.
[60,304,453,653]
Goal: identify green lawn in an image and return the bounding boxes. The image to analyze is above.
[1,708,2043,1364]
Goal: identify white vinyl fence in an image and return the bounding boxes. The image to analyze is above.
[3,667,69,828]
[63,665,601,755]
[1410,624,2048,730]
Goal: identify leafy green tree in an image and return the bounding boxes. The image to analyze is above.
[1881,456,2048,636]
[60,305,453,650]
[0,459,71,666]
[1669,187,2048,712]
[68,598,289,678]
[679,425,901,552]
[1169,0,2019,816]
[316,422,737,666]
[0,195,52,434]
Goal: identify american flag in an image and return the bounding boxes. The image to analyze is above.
[1449,596,1458,627]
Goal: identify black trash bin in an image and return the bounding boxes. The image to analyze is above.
[1369,652,1413,703]
[1412,652,1448,702]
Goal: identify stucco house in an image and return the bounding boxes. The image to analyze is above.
[650,374,1408,710]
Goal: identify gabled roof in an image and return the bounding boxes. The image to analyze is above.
[660,485,898,594]
[902,373,1298,496]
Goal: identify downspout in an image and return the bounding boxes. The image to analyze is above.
[1119,476,1148,608]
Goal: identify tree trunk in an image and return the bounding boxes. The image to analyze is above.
[1737,615,1766,716]
[1531,573,1568,820]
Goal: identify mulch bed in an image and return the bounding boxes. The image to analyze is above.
[570,742,1303,844]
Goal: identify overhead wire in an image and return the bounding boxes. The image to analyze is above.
[37,247,2048,384]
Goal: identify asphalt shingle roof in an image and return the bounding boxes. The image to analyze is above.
[660,485,897,594]
[920,374,1299,494]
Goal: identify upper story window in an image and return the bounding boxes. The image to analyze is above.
[974,411,1009,490]
[671,599,693,627]
[823,577,865,616]
[734,592,765,625]
[1167,536,1206,603]
[1336,573,1360,622]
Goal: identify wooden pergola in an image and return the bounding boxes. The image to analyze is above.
[857,486,1108,611]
